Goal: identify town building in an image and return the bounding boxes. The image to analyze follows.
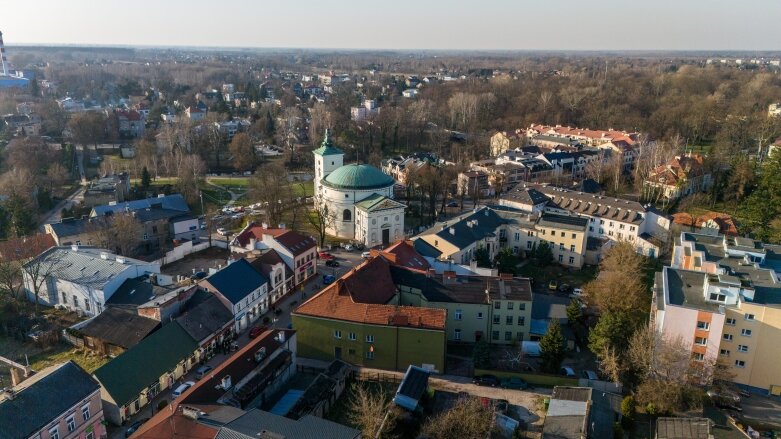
[350,99,380,121]
[381,152,439,186]
[489,130,525,157]
[248,249,295,305]
[542,386,620,439]
[500,184,670,259]
[23,246,160,317]
[644,154,712,200]
[92,321,201,425]
[671,211,738,237]
[82,173,130,207]
[231,223,318,286]
[313,130,406,247]
[0,361,105,439]
[654,232,781,395]
[215,408,360,439]
[200,258,270,332]
[74,307,160,356]
[292,256,447,372]
[185,105,205,121]
[457,170,493,198]
[115,109,144,138]
[174,289,236,358]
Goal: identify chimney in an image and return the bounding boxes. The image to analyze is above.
[276,331,286,343]
[449,227,455,235]
[116,257,126,264]
[71,244,79,252]
[262,222,269,229]
[100,252,109,260]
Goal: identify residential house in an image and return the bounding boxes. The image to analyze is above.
[457,170,493,198]
[292,256,447,372]
[106,274,194,321]
[92,321,201,425]
[469,160,551,193]
[231,223,318,286]
[248,249,294,305]
[542,386,620,439]
[526,124,639,148]
[75,307,160,356]
[644,154,712,200]
[671,211,738,237]
[381,152,439,186]
[115,110,144,138]
[501,183,670,259]
[654,232,781,394]
[23,246,161,317]
[350,99,380,122]
[82,173,130,207]
[130,329,298,439]
[490,130,525,157]
[174,289,236,358]
[215,408,360,439]
[0,361,105,439]
[200,259,270,332]
[414,206,507,264]
[402,89,418,98]
[655,417,712,439]
[185,106,205,121]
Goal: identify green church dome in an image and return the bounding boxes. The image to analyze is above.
[323,164,395,190]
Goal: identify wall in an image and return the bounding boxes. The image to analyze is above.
[34,389,105,439]
[473,368,579,387]
[727,302,781,393]
[152,240,210,266]
[291,314,446,372]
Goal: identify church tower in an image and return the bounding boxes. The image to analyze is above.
[312,129,344,199]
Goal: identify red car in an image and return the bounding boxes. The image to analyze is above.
[248,326,266,339]
[318,252,334,260]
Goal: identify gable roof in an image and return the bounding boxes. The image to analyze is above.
[273,230,317,257]
[232,222,288,248]
[248,249,294,280]
[355,193,406,212]
[202,259,268,305]
[293,257,446,330]
[93,322,198,407]
[77,308,160,349]
[379,240,431,271]
[0,361,100,439]
[91,194,189,217]
[175,291,234,343]
[421,206,507,251]
[216,409,360,439]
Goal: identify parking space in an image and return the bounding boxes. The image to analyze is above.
[160,246,231,279]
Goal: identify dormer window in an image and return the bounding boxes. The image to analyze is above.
[709,293,726,302]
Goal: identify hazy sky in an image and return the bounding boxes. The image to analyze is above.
[3,0,780,51]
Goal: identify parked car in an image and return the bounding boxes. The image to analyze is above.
[361,251,371,259]
[560,367,576,377]
[323,274,336,285]
[548,280,559,291]
[558,283,571,293]
[581,370,599,380]
[190,271,207,280]
[195,365,213,380]
[125,418,149,437]
[569,288,584,298]
[248,325,266,339]
[319,251,334,260]
[217,227,230,236]
[172,381,195,399]
[344,244,355,251]
[707,388,742,410]
[325,259,340,267]
[472,374,500,387]
[500,377,529,390]
[446,200,459,207]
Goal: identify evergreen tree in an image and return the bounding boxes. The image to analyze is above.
[534,241,554,265]
[540,320,566,373]
[472,339,491,369]
[141,166,151,191]
[566,299,583,327]
[265,111,276,138]
[5,194,36,238]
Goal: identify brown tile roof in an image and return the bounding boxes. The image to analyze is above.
[528,124,638,145]
[131,413,218,439]
[233,222,288,247]
[274,230,317,257]
[248,249,294,279]
[647,155,706,186]
[293,257,446,330]
[376,240,431,272]
[672,211,738,236]
[0,233,55,263]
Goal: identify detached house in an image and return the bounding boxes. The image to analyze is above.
[200,259,270,332]
[231,223,318,287]
[644,154,712,200]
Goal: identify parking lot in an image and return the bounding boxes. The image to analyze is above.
[160,246,231,279]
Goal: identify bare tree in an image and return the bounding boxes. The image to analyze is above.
[347,384,396,439]
[249,162,292,226]
[420,395,494,439]
[22,246,67,315]
[308,195,335,248]
[91,214,142,256]
[229,132,256,171]
[176,154,206,204]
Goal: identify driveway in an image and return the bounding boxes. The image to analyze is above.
[740,394,781,429]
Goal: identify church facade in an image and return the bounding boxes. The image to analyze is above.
[313,130,406,248]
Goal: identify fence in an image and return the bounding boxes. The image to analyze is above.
[474,368,579,387]
[61,329,84,347]
[153,241,211,266]
[353,371,403,385]
[578,378,622,394]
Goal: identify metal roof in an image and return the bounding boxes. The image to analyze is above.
[322,164,395,190]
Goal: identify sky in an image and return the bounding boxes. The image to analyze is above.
[2,0,780,51]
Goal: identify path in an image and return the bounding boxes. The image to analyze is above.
[39,187,85,229]
[204,178,241,207]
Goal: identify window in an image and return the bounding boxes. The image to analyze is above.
[738,345,748,353]
[493,315,500,325]
[61,292,67,303]
[344,193,349,198]
[73,295,79,308]
[726,318,736,325]
[720,349,730,357]
[589,226,594,232]
[541,229,546,236]
[518,316,525,326]
[49,426,59,439]
[741,329,752,337]
[492,331,499,340]
[560,231,565,237]
[527,231,534,236]
[569,256,575,264]
[494,301,501,309]
[571,233,576,239]
[505,331,512,341]
[334,330,342,339]
[516,332,524,341]
[609,221,614,227]
[84,300,90,312]
[692,352,705,361]
[599,228,604,234]
[694,337,707,346]
[507,302,514,310]
[723,333,733,341]
[66,415,76,432]
[477,312,483,319]
[506,316,513,325]
[735,360,746,368]
[618,233,623,239]
[454,329,462,340]
[514,232,520,241]
[143,233,148,240]
[365,335,374,343]
[559,243,564,250]
[630,226,635,232]
[519,303,525,311]
[454,309,462,320]
[570,244,576,252]
[745,313,755,321]
[558,255,563,262]
[366,351,374,360]
[608,231,614,237]
[342,209,352,221]
[709,293,726,302]
[526,241,532,249]
[348,332,356,341]
[348,348,356,355]
[619,224,625,230]
[696,321,710,331]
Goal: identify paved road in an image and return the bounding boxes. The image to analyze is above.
[39,187,85,229]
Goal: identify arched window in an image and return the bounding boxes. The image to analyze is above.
[343,209,352,222]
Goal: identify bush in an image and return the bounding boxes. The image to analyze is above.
[645,403,657,416]
[621,396,636,419]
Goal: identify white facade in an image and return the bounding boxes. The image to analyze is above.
[231,282,269,332]
[355,203,406,248]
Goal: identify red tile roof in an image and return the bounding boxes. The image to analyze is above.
[233,222,288,247]
[274,230,317,257]
[672,211,738,236]
[375,240,431,272]
[527,124,638,145]
[293,257,446,330]
[647,155,706,186]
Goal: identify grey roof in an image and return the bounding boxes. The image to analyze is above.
[105,275,180,307]
[396,364,430,401]
[656,417,712,439]
[662,268,717,312]
[413,238,442,257]
[538,213,588,231]
[78,308,160,349]
[216,409,360,439]
[203,259,268,305]
[501,186,550,206]
[0,361,100,439]
[46,217,97,238]
[91,194,189,217]
[24,246,152,290]
[389,265,533,303]
[542,415,587,439]
[175,291,233,343]
[422,206,507,251]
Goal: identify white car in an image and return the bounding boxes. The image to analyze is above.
[172,381,195,399]
[344,244,354,251]
[361,251,371,259]
[217,228,230,236]
[569,288,584,299]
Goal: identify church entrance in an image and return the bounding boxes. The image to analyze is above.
[382,228,390,247]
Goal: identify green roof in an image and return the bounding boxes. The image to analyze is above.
[312,129,343,156]
[323,164,395,190]
[355,193,405,212]
[93,322,199,407]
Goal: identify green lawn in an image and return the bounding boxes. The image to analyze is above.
[208,177,250,189]
[291,181,314,197]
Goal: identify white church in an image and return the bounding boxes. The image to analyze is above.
[313,130,406,248]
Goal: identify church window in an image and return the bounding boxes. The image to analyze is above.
[343,209,352,221]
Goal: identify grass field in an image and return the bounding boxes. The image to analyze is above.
[208,177,250,189]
